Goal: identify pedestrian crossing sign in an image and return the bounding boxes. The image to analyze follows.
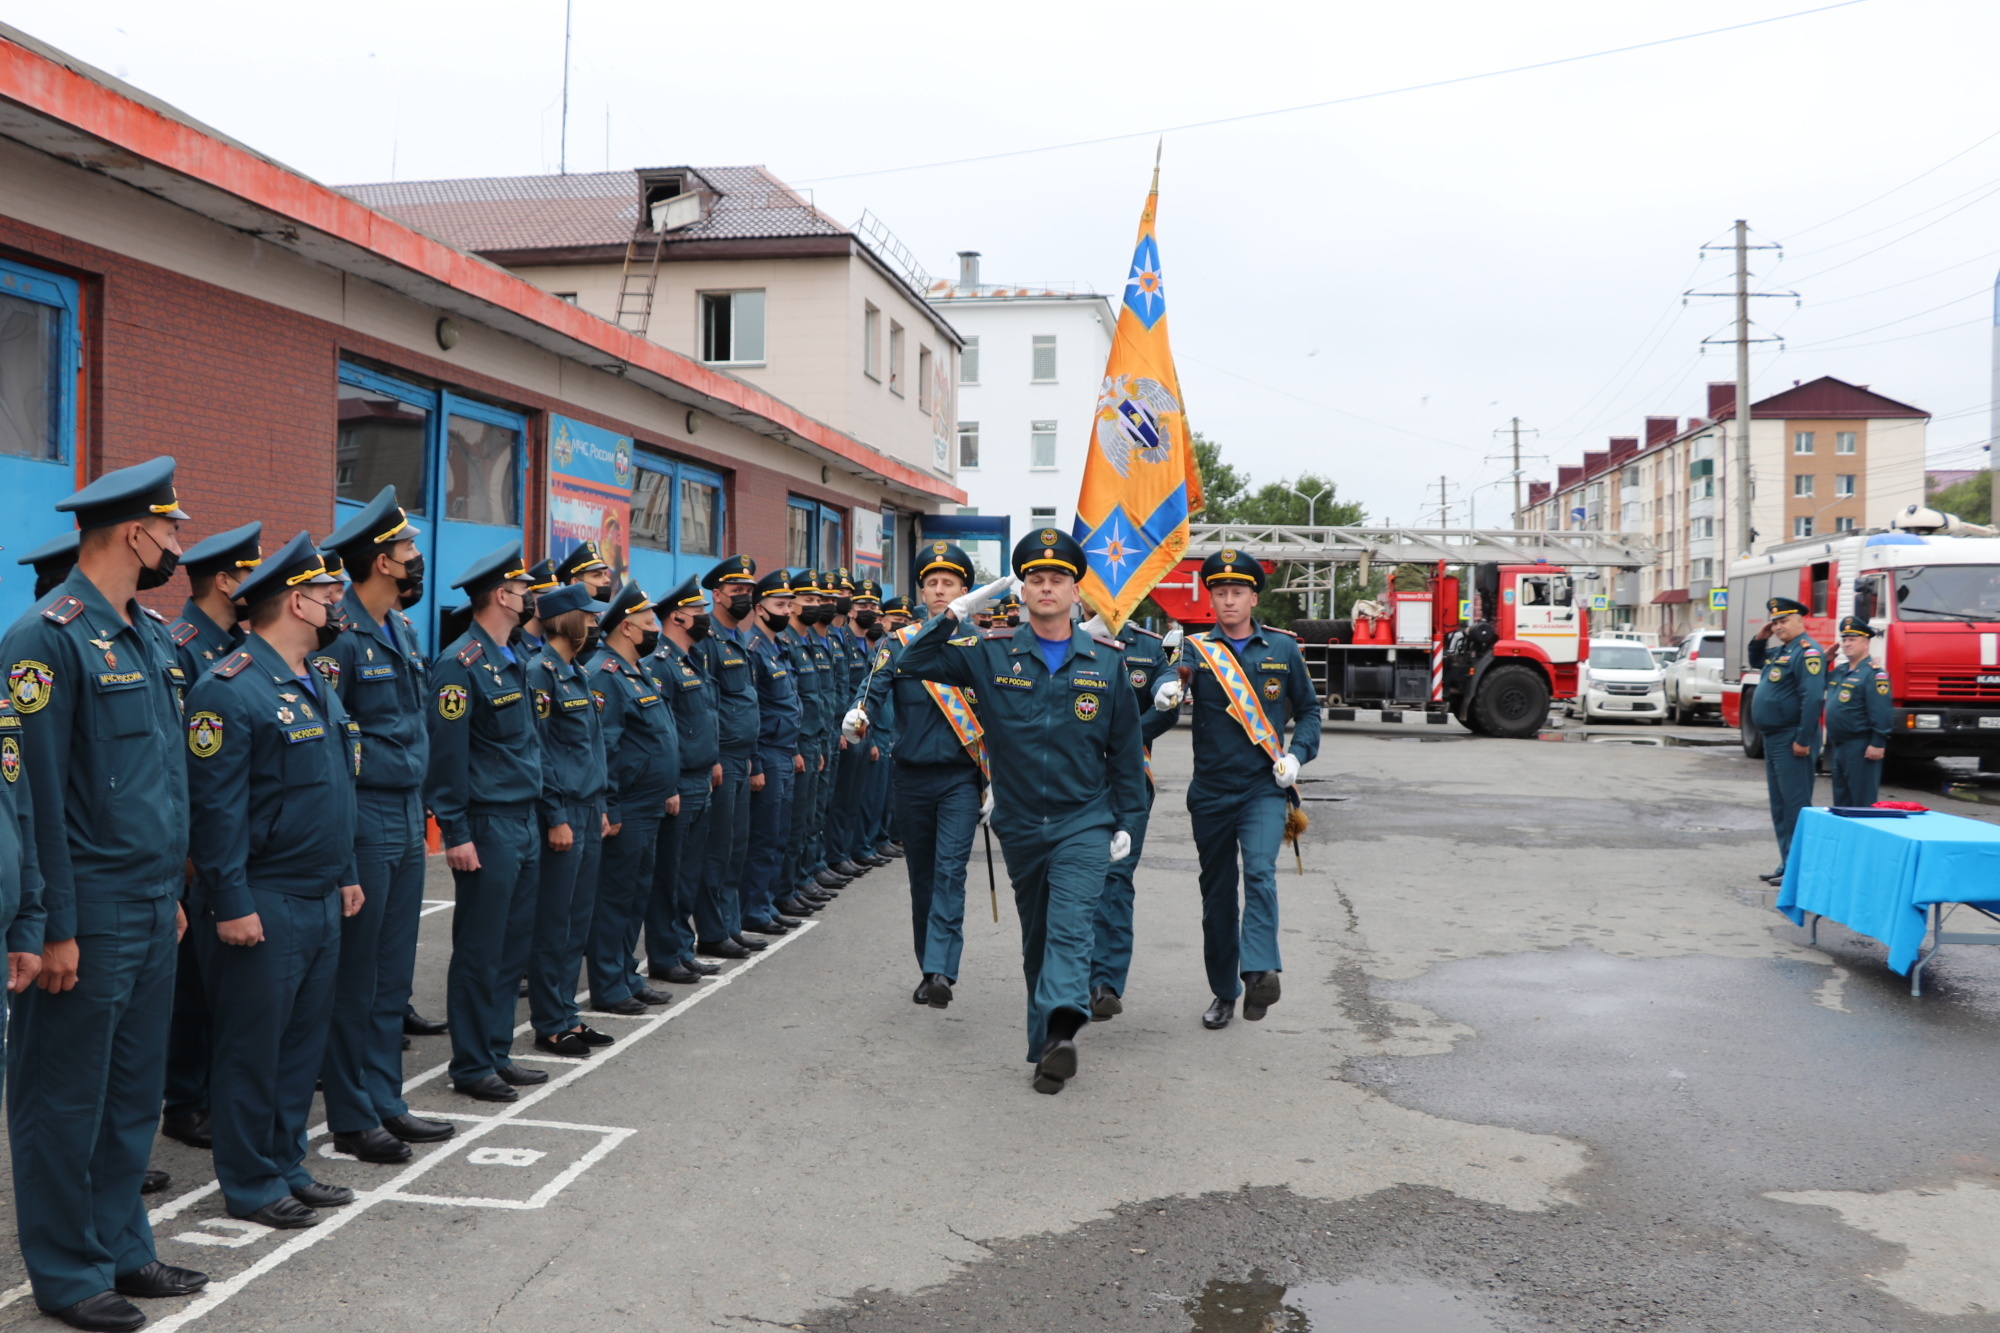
[1590,594,1609,611]
[1709,588,1728,611]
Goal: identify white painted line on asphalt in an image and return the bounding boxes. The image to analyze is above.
[143,919,818,1333]
[418,899,454,917]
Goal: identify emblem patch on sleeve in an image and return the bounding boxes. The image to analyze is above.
[534,690,552,719]
[187,710,224,758]
[8,661,53,713]
[1805,656,1822,675]
[437,684,469,720]
[0,735,19,782]
[1876,680,1889,694]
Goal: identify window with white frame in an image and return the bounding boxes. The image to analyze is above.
[1835,473,1855,497]
[1030,420,1058,469]
[960,336,979,384]
[863,304,880,380]
[1692,557,1714,580]
[1031,506,1056,521]
[1794,431,1816,454]
[1836,431,1856,454]
[1835,516,1857,532]
[700,290,765,363]
[957,421,980,469]
[889,322,904,395]
[918,346,933,412]
[1793,516,1814,538]
[1031,335,1057,382]
[1693,516,1714,538]
[1794,474,1815,497]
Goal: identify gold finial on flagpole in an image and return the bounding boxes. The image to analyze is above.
[1151,137,1162,193]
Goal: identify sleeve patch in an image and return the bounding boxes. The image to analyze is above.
[1804,655,1822,675]
[40,596,82,625]
[437,683,469,719]
[186,710,224,757]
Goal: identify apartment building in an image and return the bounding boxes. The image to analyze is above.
[1520,378,1928,641]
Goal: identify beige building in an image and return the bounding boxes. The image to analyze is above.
[1519,378,1929,642]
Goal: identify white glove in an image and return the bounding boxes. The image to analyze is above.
[948,573,1017,624]
[1272,754,1301,788]
[1108,830,1132,862]
[1152,677,1184,712]
[979,787,994,826]
[840,707,868,742]
[1161,626,1184,652]
[1078,613,1109,638]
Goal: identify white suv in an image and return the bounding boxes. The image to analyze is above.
[1578,639,1666,724]
[1661,629,1726,724]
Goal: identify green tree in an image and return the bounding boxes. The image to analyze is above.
[1191,430,1248,519]
[1182,434,1371,625]
[1928,470,1991,525]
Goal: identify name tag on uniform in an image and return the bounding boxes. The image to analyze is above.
[1258,662,1289,672]
[993,675,1036,690]
[284,724,326,743]
[561,696,590,710]
[490,690,523,708]
[769,668,788,679]
[359,664,395,681]
[1070,675,1109,690]
[721,656,745,667]
[635,693,661,706]
[97,670,146,687]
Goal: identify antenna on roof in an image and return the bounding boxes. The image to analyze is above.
[559,0,572,175]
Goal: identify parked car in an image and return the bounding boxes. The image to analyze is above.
[1650,646,1676,669]
[1662,629,1726,724]
[1578,639,1666,724]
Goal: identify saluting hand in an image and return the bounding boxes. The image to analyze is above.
[339,884,364,918]
[36,938,78,992]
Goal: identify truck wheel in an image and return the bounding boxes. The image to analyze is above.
[1472,664,1550,739]
[1740,691,1764,759]
[1290,619,1337,645]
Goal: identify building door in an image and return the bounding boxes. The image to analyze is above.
[0,258,83,627]
[625,447,724,599]
[336,361,527,656]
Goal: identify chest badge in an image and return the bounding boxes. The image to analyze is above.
[1073,691,1100,722]
[276,706,295,724]
[102,648,118,670]
[1130,668,1149,689]
[1838,687,1852,703]
[1767,668,1782,683]
[1263,675,1283,700]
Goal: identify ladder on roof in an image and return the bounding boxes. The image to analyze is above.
[614,226,667,337]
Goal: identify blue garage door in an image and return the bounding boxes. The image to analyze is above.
[625,446,724,599]
[0,258,82,628]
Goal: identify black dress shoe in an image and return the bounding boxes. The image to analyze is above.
[799,890,833,905]
[403,1009,449,1036]
[778,898,819,916]
[48,1292,146,1331]
[454,1075,518,1103]
[633,986,674,1005]
[331,1125,412,1163]
[774,914,804,928]
[1090,984,1124,1021]
[517,976,530,997]
[859,855,891,868]
[403,1036,412,1051]
[382,1112,455,1143]
[731,933,769,952]
[1033,1036,1077,1094]
[741,919,790,936]
[877,842,905,859]
[686,959,721,976]
[240,1195,321,1229]
[495,1062,549,1086]
[160,1109,212,1149]
[831,860,865,876]
[1202,997,1235,1030]
[920,974,953,1009]
[912,979,930,1005]
[696,939,750,960]
[1759,865,1786,883]
[115,1260,209,1299]
[593,995,649,1016]
[1242,971,1281,1021]
[814,870,851,888]
[291,1179,355,1208]
[140,1170,170,1195]
[534,1029,592,1057]
[650,964,704,985]
[575,1024,616,1048]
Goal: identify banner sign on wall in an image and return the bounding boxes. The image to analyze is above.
[549,415,634,584]
[852,507,883,582]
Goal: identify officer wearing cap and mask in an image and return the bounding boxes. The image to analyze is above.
[555,540,615,603]
[1826,615,1893,808]
[16,532,80,601]
[897,529,1145,1095]
[849,580,897,866]
[646,578,729,979]
[697,556,764,948]
[185,531,363,1233]
[584,582,680,1013]
[1748,597,1826,883]
[826,577,888,874]
[741,569,805,934]
[518,582,613,1059]
[3,456,208,1328]
[513,559,560,655]
[426,543,546,1104]
[785,573,844,903]
[313,487,454,1164]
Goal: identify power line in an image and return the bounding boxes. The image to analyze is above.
[1175,353,1481,453]
[1781,125,2000,242]
[1783,284,1989,349]
[1782,178,2000,283]
[792,0,1871,184]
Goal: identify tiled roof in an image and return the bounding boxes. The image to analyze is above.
[338,166,847,254]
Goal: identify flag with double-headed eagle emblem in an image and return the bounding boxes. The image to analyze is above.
[1072,153,1203,633]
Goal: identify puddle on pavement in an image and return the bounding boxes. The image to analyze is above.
[1534,730,1735,748]
[1188,1270,1500,1333]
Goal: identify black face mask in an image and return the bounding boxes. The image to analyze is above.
[685,613,711,641]
[835,597,854,616]
[854,609,879,630]
[865,623,884,642]
[813,604,837,626]
[310,598,346,651]
[725,592,754,619]
[581,624,602,656]
[393,553,425,602]
[136,528,179,591]
[1005,613,1021,627]
[636,629,660,658]
[762,611,792,634]
[592,583,612,605]
[397,582,422,610]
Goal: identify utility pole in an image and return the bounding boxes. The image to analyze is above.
[1423,475,1459,528]
[1487,418,1545,527]
[1690,222,1790,562]
[559,0,573,175]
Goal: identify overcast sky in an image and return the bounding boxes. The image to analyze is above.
[14,0,2000,525]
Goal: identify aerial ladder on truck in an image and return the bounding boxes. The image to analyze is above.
[1145,524,1656,738]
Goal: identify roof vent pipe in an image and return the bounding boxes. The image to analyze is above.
[957,251,981,291]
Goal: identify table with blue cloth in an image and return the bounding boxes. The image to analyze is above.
[1776,807,2000,995]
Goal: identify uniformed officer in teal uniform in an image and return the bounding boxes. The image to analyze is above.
[1086,617,1180,1020]
[426,542,547,1103]
[898,529,1146,1094]
[868,596,915,859]
[3,456,211,1330]
[585,581,680,1012]
[785,573,843,902]
[512,558,560,655]
[1177,550,1321,1031]
[848,542,983,1007]
[852,582,900,860]
[518,582,614,1057]
[773,574,828,915]
[742,569,804,933]
[803,571,858,889]
[1827,615,1893,808]
[1748,597,1826,883]
[697,555,763,947]
[185,532,363,1232]
[155,520,263,1156]
[828,577,888,873]
[555,539,615,601]
[315,488,453,1164]
[647,578,726,978]
[17,531,80,600]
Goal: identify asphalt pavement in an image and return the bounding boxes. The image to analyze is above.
[1,714,1998,1331]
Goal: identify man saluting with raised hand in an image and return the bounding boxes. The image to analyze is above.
[896,528,1145,1095]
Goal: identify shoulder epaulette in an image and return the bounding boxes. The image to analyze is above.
[600,656,623,673]
[1267,626,1299,638]
[981,628,1014,640]
[1125,624,1163,640]
[141,606,168,623]
[170,621,199,647]
[456,641,484,667]
[396,611,414,629]
[213,650,254,678]
[40,595,82,625]
[1091,633,1125,650]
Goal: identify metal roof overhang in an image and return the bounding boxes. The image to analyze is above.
[1186,524,1657,570]
[0,29,964,509]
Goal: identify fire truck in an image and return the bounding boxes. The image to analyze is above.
[1150,525,1654,738]
[1722,511,2000,764]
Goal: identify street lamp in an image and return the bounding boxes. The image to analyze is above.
[1283,482,1332,617]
